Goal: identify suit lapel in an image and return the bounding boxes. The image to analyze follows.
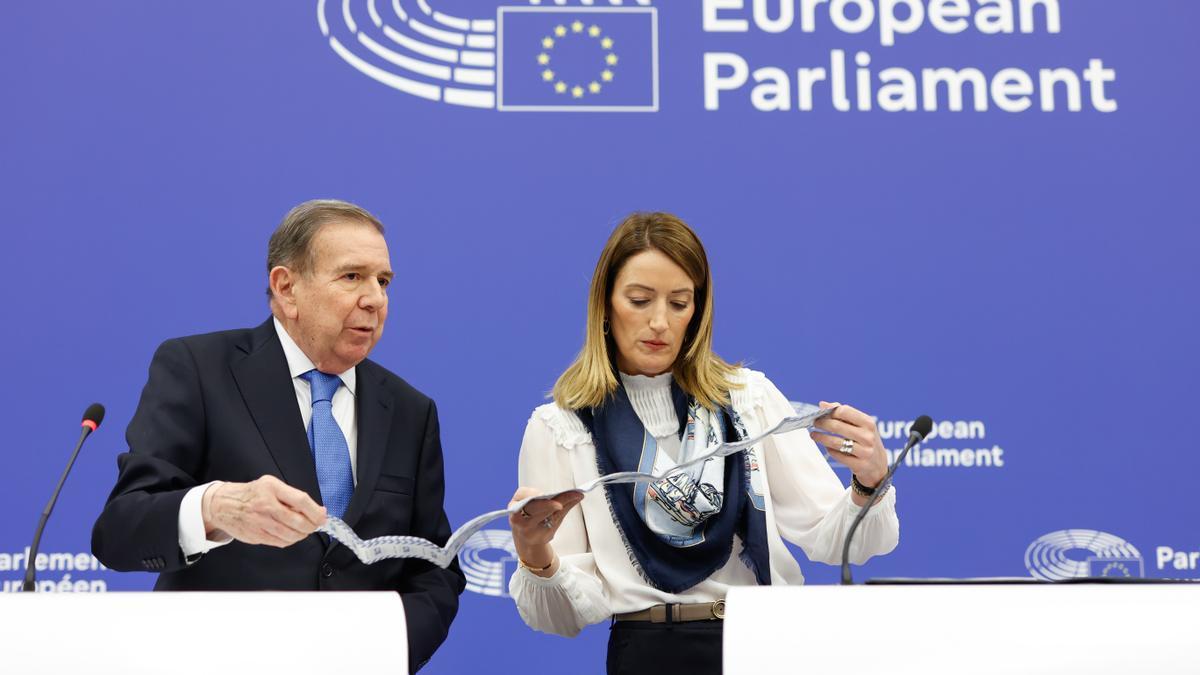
[341,361,392,529]
[230,319,323,504]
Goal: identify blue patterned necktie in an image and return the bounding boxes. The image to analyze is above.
[301,369,354,519]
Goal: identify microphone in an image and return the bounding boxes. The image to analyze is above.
[840,414,932,585]
[22,403,105,592]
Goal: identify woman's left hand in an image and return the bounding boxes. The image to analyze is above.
[810,401,888,491]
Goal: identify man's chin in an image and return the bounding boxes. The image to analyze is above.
[335,343,374,369]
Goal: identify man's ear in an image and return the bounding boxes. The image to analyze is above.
[269,266,300,320]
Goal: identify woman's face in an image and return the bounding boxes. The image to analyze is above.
[609,249,697,377]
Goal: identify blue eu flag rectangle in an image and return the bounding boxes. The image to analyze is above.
[498,7,658,112]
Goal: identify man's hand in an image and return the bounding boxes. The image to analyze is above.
[201,475,327,547]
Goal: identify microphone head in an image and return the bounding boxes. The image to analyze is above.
[82,403,106,431]
[910,415,933,442]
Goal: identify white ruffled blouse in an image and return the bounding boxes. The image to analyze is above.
[509,369,899,637]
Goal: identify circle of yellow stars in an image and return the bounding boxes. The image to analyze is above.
[537,21,617,99]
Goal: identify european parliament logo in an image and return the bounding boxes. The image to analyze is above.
[317,0,658,112]
[1025,529,1145,581]
[457,529,519,598]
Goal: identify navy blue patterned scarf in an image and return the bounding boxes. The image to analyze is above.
[576,381,771,593]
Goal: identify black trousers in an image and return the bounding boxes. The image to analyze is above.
[606,620,724,675]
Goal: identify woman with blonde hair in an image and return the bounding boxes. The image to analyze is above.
[508,212,899,674]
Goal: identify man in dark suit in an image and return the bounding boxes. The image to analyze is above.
[92,200,464,673]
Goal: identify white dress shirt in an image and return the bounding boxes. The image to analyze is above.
[509,369,900,637]
[176,318,358,559]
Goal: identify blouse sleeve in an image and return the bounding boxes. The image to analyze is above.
[508,408,612,637]
[755,376,900,565]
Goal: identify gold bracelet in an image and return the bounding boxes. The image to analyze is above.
[518,556,556,573]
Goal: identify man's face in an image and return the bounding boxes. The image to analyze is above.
[285,220,393,373]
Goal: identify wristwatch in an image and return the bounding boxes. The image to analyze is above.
[851,474,889,498]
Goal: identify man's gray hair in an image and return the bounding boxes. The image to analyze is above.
[266,199,385,297]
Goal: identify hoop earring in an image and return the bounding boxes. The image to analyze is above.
[602,319,610,335]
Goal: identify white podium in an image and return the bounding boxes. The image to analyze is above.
[725,584,1200,675]
[0,592,406,674]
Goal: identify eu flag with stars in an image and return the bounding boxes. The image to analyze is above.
[498,7,657,111]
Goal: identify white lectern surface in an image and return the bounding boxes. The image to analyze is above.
[0,592,406,675]
[725,584,1199,675]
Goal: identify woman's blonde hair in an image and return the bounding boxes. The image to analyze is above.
[552,212,741,411]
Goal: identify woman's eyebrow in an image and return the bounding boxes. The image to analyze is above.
[623,283,693,294]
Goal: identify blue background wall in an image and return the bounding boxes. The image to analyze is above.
[2,1,1197,671]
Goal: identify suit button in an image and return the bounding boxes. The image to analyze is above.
[321,563,334,578]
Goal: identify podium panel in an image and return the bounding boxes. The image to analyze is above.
[0,592,406,675]
[725,584,1199,675]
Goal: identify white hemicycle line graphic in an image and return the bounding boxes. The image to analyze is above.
[1024,529,1144,581]
[458,529,518,597]
[318,0,651,109]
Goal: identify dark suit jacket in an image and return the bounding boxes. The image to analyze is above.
[92,319,465,672]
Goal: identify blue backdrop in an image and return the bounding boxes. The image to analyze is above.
[2,1,1197,671]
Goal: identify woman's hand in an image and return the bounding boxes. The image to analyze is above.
[507,487,584,577]
[810,402,889,503]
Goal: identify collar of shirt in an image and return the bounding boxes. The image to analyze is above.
[272,317,357,396]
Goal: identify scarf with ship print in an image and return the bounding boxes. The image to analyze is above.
[576,380,770,593]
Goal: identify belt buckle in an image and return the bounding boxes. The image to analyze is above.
[711,599,726,620]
